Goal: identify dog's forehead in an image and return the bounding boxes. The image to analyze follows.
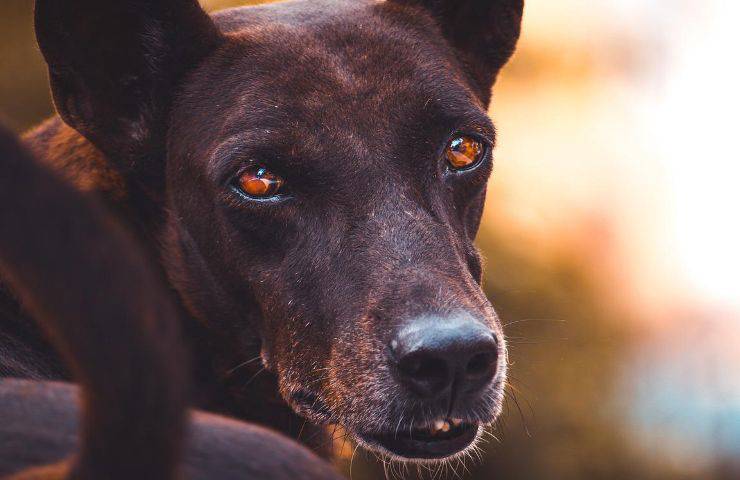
[203,1,483,147]
[171,0,491,180]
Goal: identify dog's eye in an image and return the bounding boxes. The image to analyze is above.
[445,135,485,170]
[237,167,284,198]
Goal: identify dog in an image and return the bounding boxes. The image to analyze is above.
[0,125,344,479]
[0,0,524,466]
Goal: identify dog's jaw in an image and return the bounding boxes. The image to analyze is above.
[280,352,508,463]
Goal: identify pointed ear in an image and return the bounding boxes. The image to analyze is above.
[35,0,222,177]
[389,0,524,104]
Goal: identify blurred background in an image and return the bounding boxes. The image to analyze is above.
[2,0,738,478]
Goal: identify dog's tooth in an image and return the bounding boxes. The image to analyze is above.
[433,419,445,432]
[450,418,463,427]
[440,421,450,433]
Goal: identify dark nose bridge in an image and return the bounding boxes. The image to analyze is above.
[362,193,464,273]
[352,193,488,322]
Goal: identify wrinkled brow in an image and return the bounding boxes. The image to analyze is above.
[207,131,282,183]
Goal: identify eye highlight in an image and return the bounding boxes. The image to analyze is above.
[236,166,284,198]
[445,135,485,170]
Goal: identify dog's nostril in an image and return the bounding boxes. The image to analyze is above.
[416,357,448,380]
[399,353,448,381]
[396,351,451,397]
[390,313,500,399]
[466,352,495,378]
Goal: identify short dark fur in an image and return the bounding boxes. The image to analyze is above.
[0,380,343,480]
[1,0,523,465]
[0,125,187,479]
[0,126,342,479]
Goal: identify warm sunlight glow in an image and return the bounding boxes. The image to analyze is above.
[491,0,740,315]
[651,1,740,310]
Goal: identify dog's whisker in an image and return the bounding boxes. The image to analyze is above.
[349,443,361,480]
[225,355,263,376]
[503,317,567,328]
[242,367,265,389]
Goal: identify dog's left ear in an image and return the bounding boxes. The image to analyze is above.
[35,0,222,184]
[388,0,524,104]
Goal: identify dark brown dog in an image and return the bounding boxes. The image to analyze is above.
[0,126,343,480]
[0,0,524,464]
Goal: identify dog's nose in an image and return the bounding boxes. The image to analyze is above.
[389,313,499,398]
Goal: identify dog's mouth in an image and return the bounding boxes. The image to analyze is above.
[290,389,481,460]
[355,418,480,459]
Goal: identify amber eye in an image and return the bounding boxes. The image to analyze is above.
[444,135,485,170]
[236,167,284,198]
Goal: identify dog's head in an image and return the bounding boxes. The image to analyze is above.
[36,0,523,461]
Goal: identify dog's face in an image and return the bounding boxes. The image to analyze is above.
[36,0,523,461]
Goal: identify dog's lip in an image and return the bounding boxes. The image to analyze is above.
[354,420,480,460]
[290,389,481,459]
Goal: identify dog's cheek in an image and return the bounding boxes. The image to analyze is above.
[230,219,299,260]
[269,314,323,392]
[261,311,295,377]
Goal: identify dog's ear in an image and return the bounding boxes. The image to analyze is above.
[35,0,222,180]
[389,0,524,104]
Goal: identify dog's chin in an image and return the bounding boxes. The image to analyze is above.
[352,421,482,462]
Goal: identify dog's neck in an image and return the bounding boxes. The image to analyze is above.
[24,118,166,236]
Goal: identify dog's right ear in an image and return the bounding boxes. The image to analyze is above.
[386,0,524,105]
[35,0,222,180]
